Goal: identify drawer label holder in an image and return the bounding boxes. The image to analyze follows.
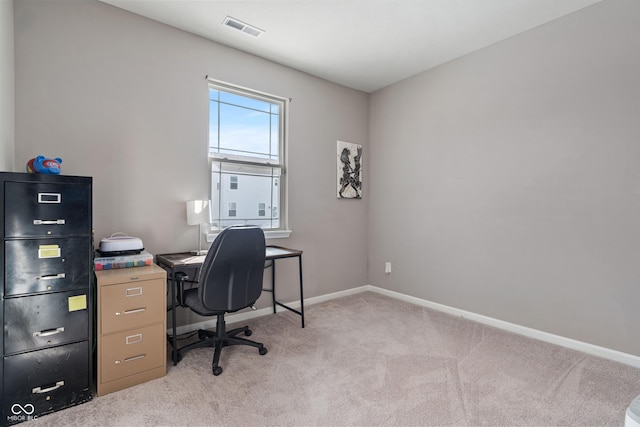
[125,287,143,297]
[38,244,61,259]
[126,333,143,345]
[37,193,62,204]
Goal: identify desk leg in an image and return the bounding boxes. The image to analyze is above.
[171,269,178,366]
[267,253,305,328]
[271,260,277,314]
[299,254,305,328]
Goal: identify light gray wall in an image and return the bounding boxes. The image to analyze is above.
[15,0,640,358]
[0,0,14,171]
[14,0,369,325]
[369,0,640,356]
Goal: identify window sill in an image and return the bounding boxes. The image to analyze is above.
[205,229,292,242]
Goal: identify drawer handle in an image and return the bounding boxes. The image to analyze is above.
[33,219,66,225]
[126,333,143,344]
[33,327,64,337]
[126,287,143,297]
[115,307,146,316]
[38,193,61,204]
[32,381,64,394]
[124,354,146,363]
[36,273,66,281]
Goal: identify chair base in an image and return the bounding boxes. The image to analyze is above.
[177,313,267,375]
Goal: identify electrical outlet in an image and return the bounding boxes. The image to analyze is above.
[385,262,392,274]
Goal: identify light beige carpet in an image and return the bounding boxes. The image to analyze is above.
[34,291,640,426]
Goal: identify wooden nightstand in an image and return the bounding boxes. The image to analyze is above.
[95,264,167,396]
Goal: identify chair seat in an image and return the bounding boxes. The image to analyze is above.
[183,288,219,317]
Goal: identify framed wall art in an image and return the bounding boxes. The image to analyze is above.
[336,140,363,199]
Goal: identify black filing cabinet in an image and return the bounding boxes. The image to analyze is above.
[0,172,93,425]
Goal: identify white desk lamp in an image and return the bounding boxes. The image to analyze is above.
[186,200,211,255]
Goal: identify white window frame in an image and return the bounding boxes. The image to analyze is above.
[206,78,291,241]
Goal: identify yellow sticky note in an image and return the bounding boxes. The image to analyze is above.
[38,244,60,259]
[68,295,87,312]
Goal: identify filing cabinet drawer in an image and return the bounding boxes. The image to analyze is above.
[3,289,89,354]
[4,181,91,238]
[4,238,91,296]
[3,341,91,421]
[100,322,165,384]
[100,277,165,334]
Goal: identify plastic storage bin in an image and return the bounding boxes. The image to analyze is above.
[94,250,153,271]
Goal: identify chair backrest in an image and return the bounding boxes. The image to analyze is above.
[198,225,266,313]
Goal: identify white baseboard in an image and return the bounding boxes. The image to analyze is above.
[170,284,640,369]
[170,286,368,336]
[365,285,640,369]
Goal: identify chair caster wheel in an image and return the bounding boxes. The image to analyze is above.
[198,330,207,340]
[213,366,223,376]
[259,346,268,356]
[244,329,252,337]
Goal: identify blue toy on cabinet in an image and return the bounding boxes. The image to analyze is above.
[26,156,62,174]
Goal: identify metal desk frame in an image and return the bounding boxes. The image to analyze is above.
[156,245,304,366]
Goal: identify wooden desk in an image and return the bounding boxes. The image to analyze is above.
[156,245,304,366]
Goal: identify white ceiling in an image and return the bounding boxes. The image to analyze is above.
[100,0,600,93]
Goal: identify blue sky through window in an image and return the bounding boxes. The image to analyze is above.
[209,89,279,161]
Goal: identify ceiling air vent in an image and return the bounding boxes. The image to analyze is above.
[223,16,264,38]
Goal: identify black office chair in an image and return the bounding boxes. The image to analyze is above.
[177,225,268,376]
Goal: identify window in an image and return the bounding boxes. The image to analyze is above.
[228,202,237,217]
[208,79,287,232]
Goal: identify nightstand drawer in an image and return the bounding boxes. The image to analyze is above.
[100,323,165,384]
[100,278,164,334]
